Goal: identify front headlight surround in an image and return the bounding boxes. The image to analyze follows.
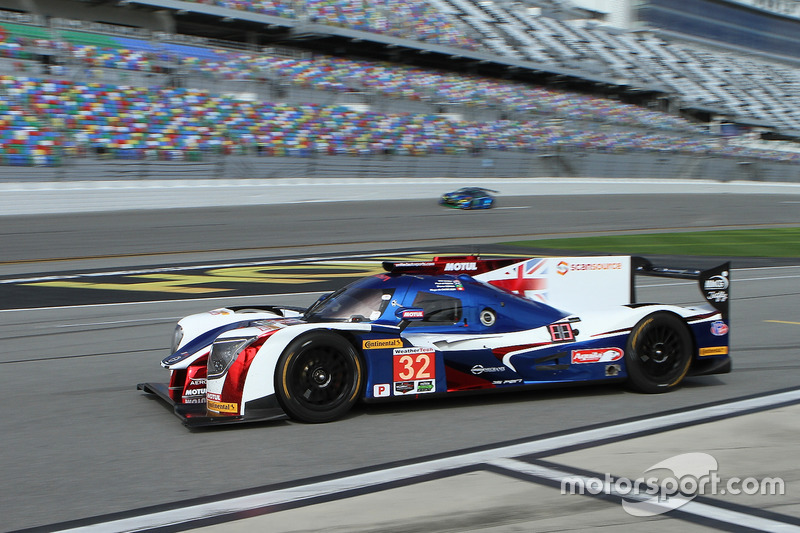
[171,325,184,353]
[207,337,256,378]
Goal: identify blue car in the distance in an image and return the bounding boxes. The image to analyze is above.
[440,187,497,209]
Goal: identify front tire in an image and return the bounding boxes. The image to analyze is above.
[625,313,693,393]
[275,331,363,423]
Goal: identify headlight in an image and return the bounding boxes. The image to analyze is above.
[171,325,184,353]
[208,337,256,378]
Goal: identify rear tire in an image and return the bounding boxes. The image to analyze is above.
[275,331,363,423]
[626,313,692,393]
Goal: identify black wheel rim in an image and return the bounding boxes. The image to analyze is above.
[635,323,687,382]
[288,346,354,411]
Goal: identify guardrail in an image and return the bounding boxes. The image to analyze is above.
[0,149,797,182]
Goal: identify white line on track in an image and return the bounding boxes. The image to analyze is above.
[56,388,800,533]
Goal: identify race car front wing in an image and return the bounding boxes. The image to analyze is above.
[137,382,288,428]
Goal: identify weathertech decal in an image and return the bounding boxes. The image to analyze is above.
[363,338,404,350]
[571,348,624,364]
[699,346,729,356]
[393,349,435,381]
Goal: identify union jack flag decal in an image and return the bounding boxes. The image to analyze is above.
[487,259,549,302]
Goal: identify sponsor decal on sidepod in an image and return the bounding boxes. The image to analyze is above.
[571,348,624,364]
[711,320,729,336]
[363,339,404,350]
[700,346,729,357]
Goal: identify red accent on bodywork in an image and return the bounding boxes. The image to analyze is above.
[488,276,546,296]
[491,343,549,358]
[168,355,208,403]
[446,365,497,392]
[182,364,207,402]
[384,256,520,275]
[218,330,278,408]
[591,328,630,338]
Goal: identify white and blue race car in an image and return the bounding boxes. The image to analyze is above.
[138,255,731,427]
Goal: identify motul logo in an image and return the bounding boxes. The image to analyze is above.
[444,262,477,271]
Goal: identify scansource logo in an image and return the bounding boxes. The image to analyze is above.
[561,452,785,516]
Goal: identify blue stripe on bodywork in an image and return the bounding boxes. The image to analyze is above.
[161,321,252,367]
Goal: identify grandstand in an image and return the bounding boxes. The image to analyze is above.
[0,0,797,178]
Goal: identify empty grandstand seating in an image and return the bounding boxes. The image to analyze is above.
[0,2,798,168]
[1,72,797,167]
[428,0,800,133]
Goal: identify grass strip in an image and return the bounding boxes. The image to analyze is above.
[504,228,800,257]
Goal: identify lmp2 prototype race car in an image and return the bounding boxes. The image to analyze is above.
[138,255,731,427]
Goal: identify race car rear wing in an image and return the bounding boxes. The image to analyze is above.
[383,255,729,319]
[633,257,730,319]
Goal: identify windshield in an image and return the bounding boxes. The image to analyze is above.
[306,284,395,323]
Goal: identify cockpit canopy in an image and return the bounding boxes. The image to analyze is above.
[305,273,569,332]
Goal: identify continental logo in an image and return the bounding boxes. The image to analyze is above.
[699,346,729,357]
[363,338,404,350]
[207,400,239,414]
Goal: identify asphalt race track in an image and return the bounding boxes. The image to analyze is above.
[1,181,800,532]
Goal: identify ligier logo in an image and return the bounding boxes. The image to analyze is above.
[363,338,404,350]
[444,262,477,271]
[557,261,569,276]
[571,348,624,364]
[470,364,506,375]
